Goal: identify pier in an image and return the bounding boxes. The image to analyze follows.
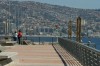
[4,45,64,66]
[0,37,99,66]
[0,0,100,66]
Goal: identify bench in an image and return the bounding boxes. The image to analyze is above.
[0,56,7,61]
[53,44,83,66]
[0,45,17,66]
[0,41,17,46]
[0,52,17,66]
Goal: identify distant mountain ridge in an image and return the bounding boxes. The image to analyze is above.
[0,0,100,24]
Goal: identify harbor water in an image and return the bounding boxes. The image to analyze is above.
[23,36,100,50]
[0,36,99,50]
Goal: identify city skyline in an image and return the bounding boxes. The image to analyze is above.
[13,0,100,9]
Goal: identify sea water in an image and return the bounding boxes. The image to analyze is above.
[23,36,100,50]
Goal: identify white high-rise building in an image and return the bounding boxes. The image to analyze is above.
[81,19,87,26]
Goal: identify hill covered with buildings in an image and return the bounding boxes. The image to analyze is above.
[0,1,100,23]
[0,0,100,37]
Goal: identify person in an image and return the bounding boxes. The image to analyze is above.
[17,30,22,44]
[87,41,91,46]
[88,41,91,44]
[13,31,17,41]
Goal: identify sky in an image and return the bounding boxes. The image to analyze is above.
[13,0,100,9]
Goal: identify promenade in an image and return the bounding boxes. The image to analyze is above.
[4,45,64,66]
[1,37,99,66]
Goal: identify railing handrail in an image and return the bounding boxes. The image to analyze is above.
[64,38,100,53]
[0,35,58,45]
[58,38,100,66]
[0,35,67,37]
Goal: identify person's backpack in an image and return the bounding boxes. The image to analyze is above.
[18,32,22,37]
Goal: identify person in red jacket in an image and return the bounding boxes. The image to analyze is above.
[17,30,22,44]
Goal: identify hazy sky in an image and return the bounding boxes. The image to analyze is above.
[13,0,100,9]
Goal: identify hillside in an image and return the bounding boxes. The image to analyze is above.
[0,1,100,24]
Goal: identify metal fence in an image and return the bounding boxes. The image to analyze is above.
[0,35,58,44]
[22,36,58,44]
[58,38,100,66]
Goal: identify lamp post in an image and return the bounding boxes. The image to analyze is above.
[68,20,72,39]
[76,17,81,42]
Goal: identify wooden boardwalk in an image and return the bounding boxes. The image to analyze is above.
[4,45,64,66]
[53,44,83,66]
[4,44,83,66]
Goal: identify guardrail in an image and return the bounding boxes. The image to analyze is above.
[0,35,58,44]
[58,38,100,66]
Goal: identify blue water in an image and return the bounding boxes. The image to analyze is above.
[23,36,100,50]
[82,37,100,50]
[23,37,57,42]
[68,37,100,50]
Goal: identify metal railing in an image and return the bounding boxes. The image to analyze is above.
[0,35,58,44]
[23,36,58,44]
[58,38,100,66]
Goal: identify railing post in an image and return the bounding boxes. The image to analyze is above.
[39,37,40,44]
[52,37,53,45]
